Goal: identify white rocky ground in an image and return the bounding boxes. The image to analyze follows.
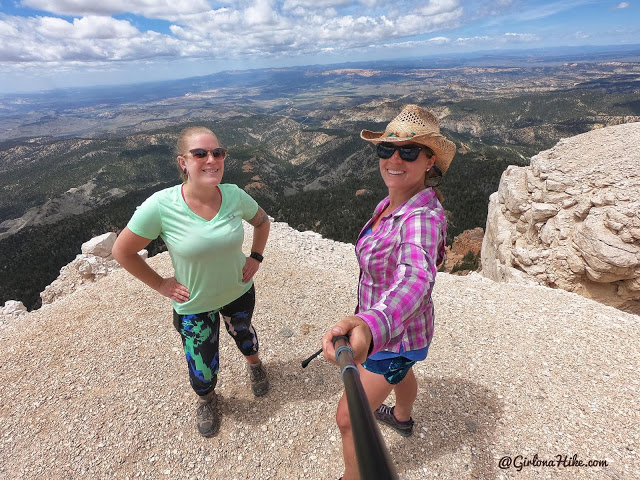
[1,221,639,480]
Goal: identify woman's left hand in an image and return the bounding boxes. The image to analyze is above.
[242,257,261,282]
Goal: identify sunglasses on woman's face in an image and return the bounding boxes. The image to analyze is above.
[376,143,433,162]
[188,147,227,159]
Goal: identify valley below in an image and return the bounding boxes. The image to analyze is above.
[1,46,640,309]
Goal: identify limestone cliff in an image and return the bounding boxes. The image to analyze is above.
[482,122,640,315]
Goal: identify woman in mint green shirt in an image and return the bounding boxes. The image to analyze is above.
[112,126,271,438]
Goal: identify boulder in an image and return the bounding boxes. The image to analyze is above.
[481,122,640,314]
[0,300,28,327]
[81,232,116,258]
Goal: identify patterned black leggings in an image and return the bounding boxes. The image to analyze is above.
[172,285,259,396]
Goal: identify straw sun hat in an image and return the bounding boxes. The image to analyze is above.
[360,104,456,175]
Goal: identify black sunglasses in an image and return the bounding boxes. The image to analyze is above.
[187,147,227,159]
[376,143,433,162]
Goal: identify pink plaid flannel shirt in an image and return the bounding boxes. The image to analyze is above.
[355,188,446,355]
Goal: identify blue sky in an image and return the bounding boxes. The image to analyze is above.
[0,0,638,93]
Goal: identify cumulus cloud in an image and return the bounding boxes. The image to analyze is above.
[21,0,211,18]
[36,16,139,39]
[283,0,354,8]
[0,0,628,87]
[428,36,451,45]
[0,15,178,62]
[612,2,630,8]
[245,0,281,26]
[0,0,544,69]
[164,0,463,58]
[0,0,468,68]
[372,35,451,52]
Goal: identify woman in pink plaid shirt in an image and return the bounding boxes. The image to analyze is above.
[322,104,456,480]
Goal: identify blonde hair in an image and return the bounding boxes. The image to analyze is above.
[176,126,219,181]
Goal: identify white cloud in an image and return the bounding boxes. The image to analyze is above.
[165,0,462,57]
[0,0,463,67]
[0,15,179,62]
[454,32,539,47]
[1,0,636,92]
[245,0,281,26]
[21,0,211,18]
[283,0,353,8]
[36,16,139,39]
[503,32,537,40]
[416,0,461,17]
[373,35,452,51]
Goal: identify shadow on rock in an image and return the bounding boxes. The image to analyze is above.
[217,356,345,424]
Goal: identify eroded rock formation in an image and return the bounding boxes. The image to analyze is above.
[39,232,147,305]
[482,122,640,314]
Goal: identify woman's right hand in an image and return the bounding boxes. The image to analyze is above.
[321,315,373,365]
[157,277,190,303]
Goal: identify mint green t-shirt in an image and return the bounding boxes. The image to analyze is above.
[127,183,259,315]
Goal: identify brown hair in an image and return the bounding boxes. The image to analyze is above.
[175,126,219,181]
[425,162,444,203]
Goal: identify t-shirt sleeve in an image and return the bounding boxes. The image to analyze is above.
[238,187,259,221]
[127,194,162,240]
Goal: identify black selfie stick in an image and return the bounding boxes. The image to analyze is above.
[332,335,398,480]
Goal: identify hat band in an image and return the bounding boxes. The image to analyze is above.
[386,131,418,138]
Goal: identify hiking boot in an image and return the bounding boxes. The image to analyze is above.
[196,390,220,437]
[247,360,269,397]
[374,404,414,437]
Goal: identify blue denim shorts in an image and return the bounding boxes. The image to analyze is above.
[362,355,417,385]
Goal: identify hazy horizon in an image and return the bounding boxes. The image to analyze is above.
[1,0,638,94]
[1,42,639,98]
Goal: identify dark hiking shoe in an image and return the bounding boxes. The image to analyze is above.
[196,391,220,437]
[247,361,269,397]
[374,404,414,437]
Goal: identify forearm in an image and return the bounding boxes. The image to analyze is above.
[250,220,270,255]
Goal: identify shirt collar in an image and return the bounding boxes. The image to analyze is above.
[376,188,437,218]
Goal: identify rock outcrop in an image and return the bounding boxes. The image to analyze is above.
[0,300,27,327]
[443,227,484,273]
[39,232,147,305]
[482,122,640,314]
